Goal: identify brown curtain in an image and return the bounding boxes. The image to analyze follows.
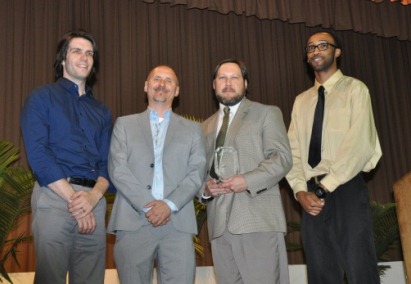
[1,0,411,272]
[143,0,411,40]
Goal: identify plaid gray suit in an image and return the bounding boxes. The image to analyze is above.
[202,98,292,283]
[203,98,292,240]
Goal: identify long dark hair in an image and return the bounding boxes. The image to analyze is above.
[53,30,99,82]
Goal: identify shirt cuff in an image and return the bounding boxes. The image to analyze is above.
[164,199,178,212]
[201,193,213,200]
[320,175,340,192]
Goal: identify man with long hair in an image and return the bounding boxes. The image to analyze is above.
[20,30,111,284]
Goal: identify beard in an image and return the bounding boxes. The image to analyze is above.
[215,88,246,106]
[309,53,335,72]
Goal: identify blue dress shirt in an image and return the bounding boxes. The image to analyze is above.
[20,77,112,187]
[148,109,178,212]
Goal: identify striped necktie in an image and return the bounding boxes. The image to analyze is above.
[215,107,230,149]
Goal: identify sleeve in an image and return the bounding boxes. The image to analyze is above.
[20,92,67,186]
[286,99,310,197]
[165,123,208,209]
[242,106,293,197]
[96,106,113,182]
[321,83,382,192]
[108,118,154,212]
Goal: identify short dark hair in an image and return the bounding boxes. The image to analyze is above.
[212,59,249,83]
[53,30,99,81]
[306,30,342,50]
[306,30,342,67]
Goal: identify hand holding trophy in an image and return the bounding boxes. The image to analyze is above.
[214,146,239,183]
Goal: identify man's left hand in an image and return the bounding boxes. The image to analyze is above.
[144,200,171,227]
[219,175,248,193]
[68,190,101,218]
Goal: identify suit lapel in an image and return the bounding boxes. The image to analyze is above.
[205,113,219,149]
[140,110,154,153]
[203,113,219,172]
[164,113,178,152]
[225,98,250,146]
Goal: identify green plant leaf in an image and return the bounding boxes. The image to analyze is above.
[0,141,34,283]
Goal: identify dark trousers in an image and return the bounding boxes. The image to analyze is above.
[302,174,380,284]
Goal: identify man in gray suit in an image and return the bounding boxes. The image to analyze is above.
[202,59,292,284]
[108,65,207,284]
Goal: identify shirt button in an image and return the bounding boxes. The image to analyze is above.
[150,163,154,168]
[146,185,152,190]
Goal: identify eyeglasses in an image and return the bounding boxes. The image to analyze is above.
[305,42,337,53]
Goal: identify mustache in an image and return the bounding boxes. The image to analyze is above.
[222,87,235,92]
[153,86,168,92]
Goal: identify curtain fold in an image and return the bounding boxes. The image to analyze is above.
[143,0,411,40]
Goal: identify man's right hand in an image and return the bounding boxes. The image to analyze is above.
[296,191,325,216]
[205,178,232,197]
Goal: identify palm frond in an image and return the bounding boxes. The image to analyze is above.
[0,167,34,250]
[287,221,301,234]
[194,198,207,233]
[0,141,20,173]
[193,236,204,256]
[0,141,34,283]
[181,114,204,123]
[104,192,116,222]
[371,201,399,261]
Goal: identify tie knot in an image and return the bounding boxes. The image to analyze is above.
[224,107,230,115]
[318,86,325,96]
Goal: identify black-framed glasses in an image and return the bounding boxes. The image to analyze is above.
[305,42,337,53]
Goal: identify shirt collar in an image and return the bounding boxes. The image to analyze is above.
[149,108,172,122]
[57,77,93,97]
[218,98,243,117]
[314,69,344,94]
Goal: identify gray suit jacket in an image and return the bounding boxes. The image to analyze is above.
[107,110,207,235]
[202,98,292,240]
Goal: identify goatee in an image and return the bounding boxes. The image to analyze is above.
[216,93,245,107]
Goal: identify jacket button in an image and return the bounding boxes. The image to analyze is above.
[150,163,154,168]
[146,185,152,190]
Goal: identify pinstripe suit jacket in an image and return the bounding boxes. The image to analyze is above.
[107,110,207,235]
[202,98,292,240]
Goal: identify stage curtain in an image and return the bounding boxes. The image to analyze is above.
[143,0,411,40]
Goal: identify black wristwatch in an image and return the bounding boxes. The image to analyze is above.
[314,186,328,199]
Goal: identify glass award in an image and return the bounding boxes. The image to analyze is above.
[214,146,239,182]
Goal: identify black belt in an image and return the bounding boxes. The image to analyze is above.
[68,177,96,188]
[307,174,326,191]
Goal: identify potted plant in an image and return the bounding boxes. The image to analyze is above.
[0,141,34,283]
